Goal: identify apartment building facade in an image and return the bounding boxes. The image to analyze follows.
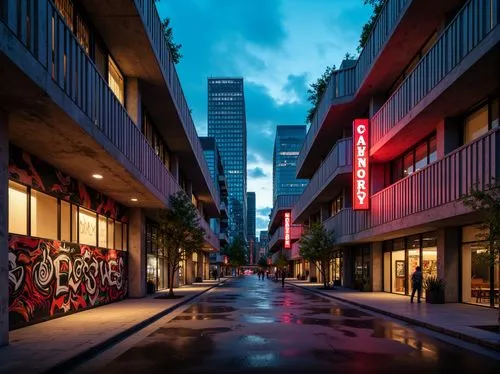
[292,0,499,308]
[0,0,220,345]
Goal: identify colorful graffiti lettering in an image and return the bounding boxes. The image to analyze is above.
[8,235,127,329]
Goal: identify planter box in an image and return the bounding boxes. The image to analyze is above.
[425,290,445,304]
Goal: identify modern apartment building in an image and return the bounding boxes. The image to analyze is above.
[208,78,247,242]
[200,137,229,249]
[0,0,220,345]
[292,0,499,308]
[273,125,308,203]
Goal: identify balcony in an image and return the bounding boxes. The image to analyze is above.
[199,217,220,251]
[292,138,352,223]
[297,0,474,177]
[268,195,300,232]
[371,0,500,160]
[0,0,220,247]
[324,128,499,243]
[268,225,303,253]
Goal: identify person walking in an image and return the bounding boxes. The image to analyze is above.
[281,269,286,288]
[410,266,423,303]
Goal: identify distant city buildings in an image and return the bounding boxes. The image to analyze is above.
[208,78,247,242]
[273,125,308,203]
[246,191,256,264]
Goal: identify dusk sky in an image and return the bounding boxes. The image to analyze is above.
[155,0,373,233]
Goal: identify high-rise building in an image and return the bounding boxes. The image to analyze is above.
[208,78,247,242]
[273,125,308,203]
[246,192,256,241]
[0,0,221,344]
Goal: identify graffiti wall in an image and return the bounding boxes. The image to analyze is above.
[9,144,127,222]
[9,235,127,329]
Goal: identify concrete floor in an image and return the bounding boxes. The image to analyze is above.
[80,276,500,374]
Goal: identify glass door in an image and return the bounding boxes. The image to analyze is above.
[392,250,405,294]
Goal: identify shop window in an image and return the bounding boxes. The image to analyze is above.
[61,201,71,242]
[403,151,414,177]
[98,215,107,248]
[115,221,123,250]
[108,56,124,105]
[414,142,428,172]
[108,218,115,249]
[31,190,58,240]
[464,105,488,143]
[8,181,28,235]
[392,250,405,294]
[79,208,97,246]
[122,224,128,251]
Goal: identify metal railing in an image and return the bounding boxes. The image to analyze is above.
[292,138,352,221]
[133,0,219,208]
[371,0,499,146]
[268,225,303,251]
[297,0,412,171]
[269,195,300,229]
[324,127,499,240]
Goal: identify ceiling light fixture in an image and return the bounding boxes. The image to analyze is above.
[130,198,138,202]
[92,174,104,179]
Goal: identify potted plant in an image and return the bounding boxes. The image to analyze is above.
[424,276,446,304]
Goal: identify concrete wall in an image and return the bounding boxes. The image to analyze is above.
[0,112,9,346]
[128,208,146,298]
[371,242,383,292]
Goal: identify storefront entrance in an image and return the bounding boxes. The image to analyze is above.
[383,232,437,297]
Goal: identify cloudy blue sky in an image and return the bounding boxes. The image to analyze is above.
[155,0,372,233]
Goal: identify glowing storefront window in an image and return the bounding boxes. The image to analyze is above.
[8,181,27,235]
[79,208,97,246]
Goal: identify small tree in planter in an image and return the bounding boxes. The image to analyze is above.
[299,223,336,289]
[462,179,500,326]
[423,276,446,304]
[159,191,204,298]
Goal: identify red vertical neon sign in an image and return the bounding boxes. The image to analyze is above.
[284,211,291,248]
[353,119,370,210]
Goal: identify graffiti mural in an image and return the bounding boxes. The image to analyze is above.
[8,144,127,222]
[9,235,128,329]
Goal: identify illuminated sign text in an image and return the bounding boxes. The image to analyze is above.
[284,212,291,248]
[353,119,370,210]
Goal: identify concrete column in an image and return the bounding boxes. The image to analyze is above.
[371,242,383,291]
[0,112,9,346]
[197,252,204,280]
[128,208,146,298]
[436,118,461,159]
[369,95,386,118]
[125,78,142,127]
[342,249,354,288]
[437,227,460,302]
[370,163,385,195]
[320,203,330,222]
[185,257,193,284]
[170,155,180,184]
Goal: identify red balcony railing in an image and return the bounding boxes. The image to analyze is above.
[293,138,352,222]
[371,0,499,146]
[324,128,499,240]
[268,225,303,252]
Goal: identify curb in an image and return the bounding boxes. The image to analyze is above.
[287,282,500,353]
[45,279,229,374]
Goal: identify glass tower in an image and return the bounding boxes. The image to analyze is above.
[207,78,247,242]
[273,125,308,203]
[246,192,256,241]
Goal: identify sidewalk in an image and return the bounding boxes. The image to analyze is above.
[0,279,229,374]
[288,280,500,352]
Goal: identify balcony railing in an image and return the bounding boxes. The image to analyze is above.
[269,195,300,229]
[199,216,220,250]
[371,0,499,146]
[268,225,303,251]
[325,128,499,240]
[293,138,352,222]
[134,0,219,208]
[297,0,412,170]
[0,0,220,246]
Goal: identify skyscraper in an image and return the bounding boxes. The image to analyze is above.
[208,78,247,242]
[246,192,256,241]
[273,125,308,203]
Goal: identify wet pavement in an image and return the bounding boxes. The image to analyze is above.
[91,277,500,373]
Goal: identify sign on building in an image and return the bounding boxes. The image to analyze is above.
[284,211,291,248]
[353,119,370,210]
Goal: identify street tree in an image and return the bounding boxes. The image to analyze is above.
[358,0,386,53]
[462,179,500,326]
[159,191,204,297]
[299,222,336,289]
[226,236,247,274]
[274,250,289,271]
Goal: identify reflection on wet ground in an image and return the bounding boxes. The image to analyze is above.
[97,277,500,373]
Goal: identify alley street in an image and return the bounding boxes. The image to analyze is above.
[80,277,500,373]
